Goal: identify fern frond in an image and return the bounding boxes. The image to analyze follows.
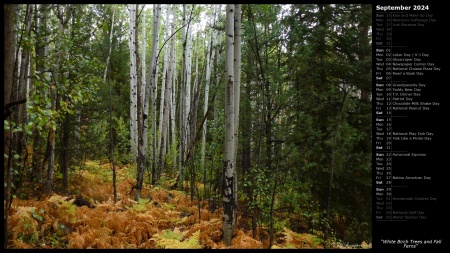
[152,229,201,249]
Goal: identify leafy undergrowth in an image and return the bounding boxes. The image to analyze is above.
[6,160,371,249]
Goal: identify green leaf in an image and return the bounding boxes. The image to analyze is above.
[14,154,20,159]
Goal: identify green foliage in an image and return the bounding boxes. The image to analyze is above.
[113,116,131,165]
[283,243,296,249]
[273,217,289,233]
[158,173,178,189]
[152,229,201,249]
[30,208,45,222]
[47,194,77,223]
[126,198,151,213]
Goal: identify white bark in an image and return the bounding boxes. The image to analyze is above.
[185,32,192,152]
[103,5,115,81]
[129,4,138,162]
[201,4,219,169]
[213,5,223,130]
[222,4,236,246]
[133,3,144,200]
[149,4,161,184]
[233,4,241,207]
[141,7,146,106]
[159,22,175,176]
[192,35,200,105]
[170,20,177,172]
[179,4,187,189]
[144,5,159,159]
[158,4,171,158]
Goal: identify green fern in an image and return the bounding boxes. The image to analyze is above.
[47,194,77,222]
[162,229,183,241]
[273,217,289,232]
[152,229,201,249]
[283,243,297,249]
[125,198,150,213]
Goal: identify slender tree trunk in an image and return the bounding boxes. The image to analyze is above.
[141,7,146,107]
[133,4,145,201]
[201,5,218,196]
[222,4,236,246]
[46,5,72,194]
[104,4,118,203]
[149,4,161,185]
[103,5,115,81]
[242,84,253,237]
[269,155,280,248]
[60,112,70,192]
[12,5,33,198]
[212,5,223,204]
[31,4,48,182]
[185,31,192,166]
[158,5,171,163]
[179,4,187,190]
[60,6,79,193]
[170,30,177,174]
[158,21,175,182]
[232,4,241,222]
[16,4,33,127]
[129,4,138,163]
[109,76,117,203]
[4,4,16,249]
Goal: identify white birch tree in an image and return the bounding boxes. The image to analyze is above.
[149,4,161,185]
[170,17,178,173]
[144,4,161,183]
[103,5,115,81]
[158,19,175,180]
[179,4,187,189]
[45,5,73,194]
[232,3,241,217]
[222,4,236,246]
[131,4,145,200]
[185,32,192,156]
[128,4,138,163]
[201,4,219,171]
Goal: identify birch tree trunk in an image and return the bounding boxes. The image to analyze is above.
[158,5,171,160]
[141,6,147,109]
[149,4,161,185]
[201,4,219,183]
[131,4,146,200]
[4,4,16,248]
[158,21,175,182]
[185,31,192,160]
[13,5,33,195]
[45,5,73,194]
[104,5,117,202]
[129,4,138,163]
[16,5,33,130]
[222,4,236,246]
[170,30,177,173]
[179,4,187,190]
[103,5,115,81]
[213,5,223,132]
[232,3,241,219]
[31,4,49,183]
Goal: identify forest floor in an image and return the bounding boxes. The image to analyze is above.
[6,160,371,249]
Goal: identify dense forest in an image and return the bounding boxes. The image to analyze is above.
[3,4,372,249]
